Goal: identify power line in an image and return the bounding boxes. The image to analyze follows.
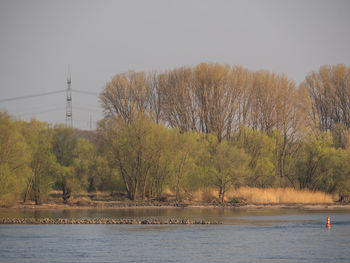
[73,106,101,113]
[0,90,65,103]
[73,89,99,96]
[0,89,99,104]
[18,107,65,117]
[74,103,101,109]
[2,102,62,113]
[8,104,100,116]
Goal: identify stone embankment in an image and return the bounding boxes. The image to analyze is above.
[0,218,221,225]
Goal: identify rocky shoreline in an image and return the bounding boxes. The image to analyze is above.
[0,217,221,225]
[6,202,350,210]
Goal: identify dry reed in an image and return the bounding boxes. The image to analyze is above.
[228,187,334,204]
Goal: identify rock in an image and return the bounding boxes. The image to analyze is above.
[0,217,221,225]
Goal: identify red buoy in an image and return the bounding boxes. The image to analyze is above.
[326,217,331,228]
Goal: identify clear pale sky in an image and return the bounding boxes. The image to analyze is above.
[0,0,349,129]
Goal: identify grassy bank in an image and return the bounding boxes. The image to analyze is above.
[1,187,340,209]
[230,187,334,204]
[55,187,337,205]
[188,187,335,204]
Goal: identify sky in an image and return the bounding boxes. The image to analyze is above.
[0,0,349,130]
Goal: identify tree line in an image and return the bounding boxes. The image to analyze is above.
[1,63,350,205]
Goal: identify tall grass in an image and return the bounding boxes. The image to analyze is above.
[48,188,334,204]
[190,187,334,204]
[229,187,334,204]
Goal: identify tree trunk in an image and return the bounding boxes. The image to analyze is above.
[176,180,181,202]
[34,188,41,205]
[62,184,71,204]
[23,176,34,203]
[219,185,225,203]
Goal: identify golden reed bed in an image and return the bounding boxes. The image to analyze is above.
[191,187,334,204]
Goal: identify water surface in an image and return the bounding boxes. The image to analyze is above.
[0,208,349,263]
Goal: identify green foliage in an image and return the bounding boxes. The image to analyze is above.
[333,162,350,202]
[99,116,207,201]
[209,139,251,202]
[0,113,31,205]
[3,104,350,206]
[147,124,174,200]
[93,156,123,194]
[310,146,350,201]
[72,138,95,191]
[295,132,333,190]
[54,164,74,203]
[52,125,79,203]
[234,126,277,187]
[99,116,156,200]
[52,125,77,167]
[20,120,57,204]
[169,131,205,201]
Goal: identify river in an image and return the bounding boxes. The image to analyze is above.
[0,208,349,262]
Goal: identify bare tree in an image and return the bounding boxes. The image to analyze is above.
[303,65,350,133]
[100,71,151,124]
[160,67,200,133]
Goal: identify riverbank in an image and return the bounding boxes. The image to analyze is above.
[3,201,350,210]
